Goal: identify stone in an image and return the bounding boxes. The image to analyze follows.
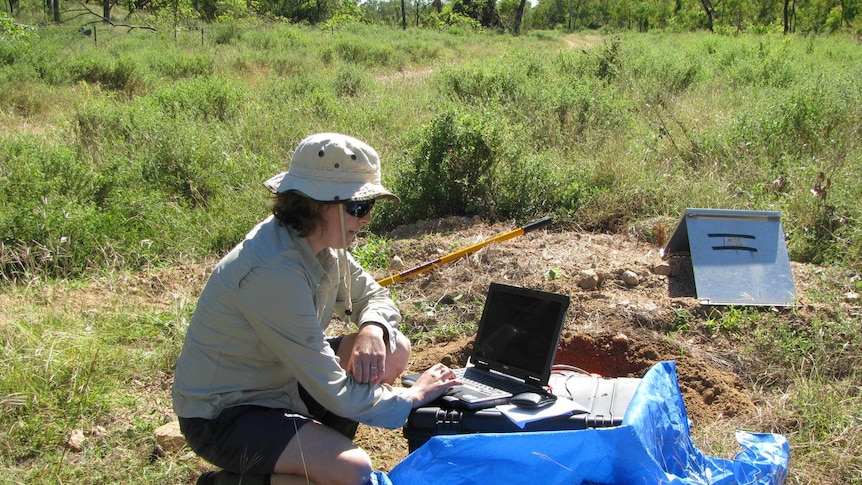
[577,269,599,291]
[622,270,640,287]
[154,421,186,453]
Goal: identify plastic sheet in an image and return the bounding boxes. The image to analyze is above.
[384,361,789,485]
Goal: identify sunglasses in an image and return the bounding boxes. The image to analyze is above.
[344,199,375,218]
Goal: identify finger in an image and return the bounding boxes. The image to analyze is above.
[436,364,453,378]
[369,361,385,384]
[350,358,371,383]
[350,358,371,384]
[440,367,460,384]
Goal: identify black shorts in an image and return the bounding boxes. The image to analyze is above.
[179,405,310,474]
[178,336,355,473]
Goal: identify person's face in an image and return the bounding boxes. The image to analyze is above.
[318,200,374,250]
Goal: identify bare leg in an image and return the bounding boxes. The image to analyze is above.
[270,420,372,485]
[268,331,411,485]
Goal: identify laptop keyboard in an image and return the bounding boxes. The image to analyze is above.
[456,368,533,396]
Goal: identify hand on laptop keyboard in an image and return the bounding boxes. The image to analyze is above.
[407,363,462,408]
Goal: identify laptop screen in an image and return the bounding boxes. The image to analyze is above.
[471,283,570,386]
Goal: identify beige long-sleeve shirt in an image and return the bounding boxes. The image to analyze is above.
[172,215,412,428]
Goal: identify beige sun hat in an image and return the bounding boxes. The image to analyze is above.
[264,132,399,202]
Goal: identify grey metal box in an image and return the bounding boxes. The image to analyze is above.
[662,208,797,306]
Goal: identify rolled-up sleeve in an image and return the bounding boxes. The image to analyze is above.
[338,252,402,353]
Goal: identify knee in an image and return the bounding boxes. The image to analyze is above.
[330,447,373,485]
[395,331,411,359]
[389,331,411,375]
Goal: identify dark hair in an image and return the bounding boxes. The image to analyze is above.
[272,191,326,237]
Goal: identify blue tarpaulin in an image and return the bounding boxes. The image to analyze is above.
[379,361,789,485]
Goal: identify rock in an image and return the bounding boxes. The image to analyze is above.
[651,263,672,276]
[65,429,85,452]
[154,421,186,453]
[389,255,404,271]
[612,332,630,344]
[844,291,860,304]
[577,269,599,290]
[622,270,640,287]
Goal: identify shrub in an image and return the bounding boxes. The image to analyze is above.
[331,64,373,97]
[150,76,246,122]
[0,136,120,281]
[149,51,214,80]
[67,54,145,93]
[0,14,33,65]
[386,109,503,225]
[321,37,402,68]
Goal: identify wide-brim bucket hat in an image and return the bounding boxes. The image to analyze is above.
[264,132,399,202]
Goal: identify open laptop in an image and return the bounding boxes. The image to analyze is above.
[404,282,570,409]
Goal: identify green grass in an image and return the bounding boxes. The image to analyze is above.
[0,277,199,483]
[3,25,861,281]
[2,19,862,484]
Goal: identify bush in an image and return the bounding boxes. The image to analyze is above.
[0,136,122,281]
[386,109,503,225]
[150,76,246,122]
[0,14,33,65]
[3,25,862,281]
[321,37,402,69]
[67,53,146,93]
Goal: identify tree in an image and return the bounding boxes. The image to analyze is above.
[512,0,526,33]
[451,0,481,21]
[784,0,796,32]
[701,0,717,31]
[480,0,499,27]
[531,0,567,29]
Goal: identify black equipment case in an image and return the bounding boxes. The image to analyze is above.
[403,374,642,452]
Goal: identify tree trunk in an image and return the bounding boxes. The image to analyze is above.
[783,0,794,34]
[480,0,497,27]
[840,0,846,27]
[700,0,714,32]
[513,0,527,35]
[102,0,111,21]
[52,0,60,22]
[400,0,406,29]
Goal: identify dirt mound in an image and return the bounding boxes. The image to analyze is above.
[355,216,762,469]
[406,330,753,428]
[554,331,754,423]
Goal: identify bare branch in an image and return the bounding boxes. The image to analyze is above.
[71,1,158,31]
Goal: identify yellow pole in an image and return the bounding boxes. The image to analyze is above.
[376,217,553,287]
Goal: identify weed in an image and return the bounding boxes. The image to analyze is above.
[703,306,751,333]
[670,307,693,332]
[351,234,393,271]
